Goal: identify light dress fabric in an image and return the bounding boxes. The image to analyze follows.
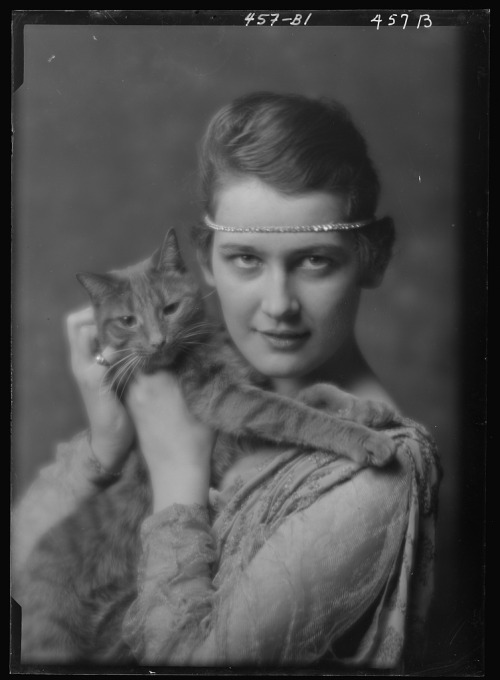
[12,417,440,670]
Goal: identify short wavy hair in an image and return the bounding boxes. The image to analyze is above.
[192,92,395,286]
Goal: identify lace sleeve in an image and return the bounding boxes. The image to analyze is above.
[122,451,414,667]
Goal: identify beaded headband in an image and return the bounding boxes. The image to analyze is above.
[203,215,373,233]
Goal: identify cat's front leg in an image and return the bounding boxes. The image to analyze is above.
[298,383,398,429]
[296,384,400,467]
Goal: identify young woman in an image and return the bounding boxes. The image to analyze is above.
[12,92,441,670]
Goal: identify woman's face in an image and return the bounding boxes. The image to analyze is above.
[202,178,363,383]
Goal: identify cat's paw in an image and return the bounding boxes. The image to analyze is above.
[344,431,397,467]
[356,431,398,467]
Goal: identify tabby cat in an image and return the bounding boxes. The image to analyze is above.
[16,229,399,665]
[76,228,397,478]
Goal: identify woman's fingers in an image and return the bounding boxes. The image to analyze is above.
[63,307,136,469]
[77,324,99,364]
[66,307,117,386]
[126,371,215,481]
[66,306,122,370]
[66,305,96,337]
[126,371,179,411]
[100,345,119,365]
[66,306,97,353]
[66,308,96,373]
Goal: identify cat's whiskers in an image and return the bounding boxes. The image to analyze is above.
[175,325,216,341]
[96,353,136,397]
[169,334,209,355]
[109,354,142,396]
[200,289,217,301]
[176,333,208,345]
[118,355,147,399]
[105,347,138,354]
[96,348,141,393]
[178,339,209,349]
[102,351,141,390]
[112,350,141,373]
[183,322,216,331]
[108,349,140,365]
[184,319,219,332]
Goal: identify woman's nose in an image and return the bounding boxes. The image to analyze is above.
[260,271,300,320]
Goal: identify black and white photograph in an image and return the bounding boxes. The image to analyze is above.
[11,10,488,675]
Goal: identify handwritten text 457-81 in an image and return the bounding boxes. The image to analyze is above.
[244,13,312,26]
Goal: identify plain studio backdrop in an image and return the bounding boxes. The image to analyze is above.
[11,13,487,674]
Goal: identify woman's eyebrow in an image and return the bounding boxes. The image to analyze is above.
[218,244,260,255]
[217,243,348,258]
[289,245,348,258]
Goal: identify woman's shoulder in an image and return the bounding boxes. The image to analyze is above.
[350,370,441,484]
[349,374,398,410]
[383,415,442,519]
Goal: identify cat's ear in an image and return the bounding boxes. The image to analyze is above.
[76,272,120,304]
[155,229,187,274]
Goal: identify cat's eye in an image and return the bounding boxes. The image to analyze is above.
[117,315,137,327]
[162,302,179,316]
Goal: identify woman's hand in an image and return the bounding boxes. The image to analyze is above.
[66,306,135,473]
[126,372,216,511]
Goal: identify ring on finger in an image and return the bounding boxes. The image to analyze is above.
[95,352,111,367]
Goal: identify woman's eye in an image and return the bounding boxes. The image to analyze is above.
[117,315,137,327]
[299,256,333,270]
[163,302,179,315]
[233,254,261,268]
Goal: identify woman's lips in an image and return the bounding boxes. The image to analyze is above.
[257,329,310,351]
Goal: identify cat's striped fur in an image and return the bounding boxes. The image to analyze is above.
[16,229,398,664]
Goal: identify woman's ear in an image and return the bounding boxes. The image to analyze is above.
[357,216,395,289]
[359,267,385,289]
[197,250,215,287]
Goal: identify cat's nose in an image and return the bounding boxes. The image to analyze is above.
[150,335,165,350]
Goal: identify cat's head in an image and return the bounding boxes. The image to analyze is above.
[76,229,207,377]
